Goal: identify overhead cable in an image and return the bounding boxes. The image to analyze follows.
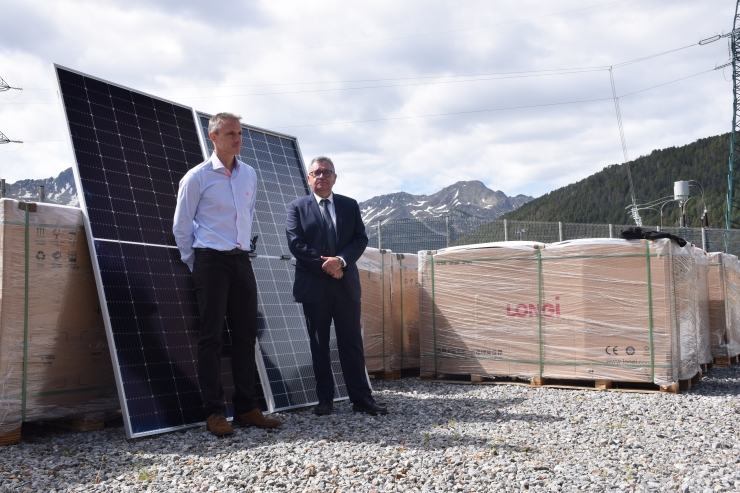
[272,67,717,129]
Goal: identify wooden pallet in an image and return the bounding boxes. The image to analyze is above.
[0,427,21,446]
[46,417,105,431]
[713,355,739,367]
[367,369,402,381]
[427,373,692,394]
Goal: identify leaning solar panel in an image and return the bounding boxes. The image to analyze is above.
[53,65,267,438]
[197,114,348,410]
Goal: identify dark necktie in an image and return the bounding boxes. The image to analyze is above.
[320,198,337,257]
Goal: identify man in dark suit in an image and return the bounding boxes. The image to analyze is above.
[286,156,387,416]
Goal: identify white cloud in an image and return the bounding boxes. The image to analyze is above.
[0,0,733,203]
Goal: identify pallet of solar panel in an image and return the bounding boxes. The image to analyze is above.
[419,239,699,389]
[418,242,546,381]
[0,199,119,445]
[390,253,421,372]
[707,252,740,366]
[358,248,395,379]
[541,238,699,386]
[691,247,713,369]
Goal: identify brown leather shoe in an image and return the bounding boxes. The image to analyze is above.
[206,414,234,436]
[232,408,282,429]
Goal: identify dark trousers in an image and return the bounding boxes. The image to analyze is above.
[193,250,259,417]
[302,278,372,403]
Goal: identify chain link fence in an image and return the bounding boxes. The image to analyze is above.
[366,215,740,255]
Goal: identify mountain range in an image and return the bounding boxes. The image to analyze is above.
[7,130,729,231]
[1,169,533,224]
[2,168,78,206]
[359,181,533,224]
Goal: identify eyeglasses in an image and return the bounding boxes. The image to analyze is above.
[309,170,335,178]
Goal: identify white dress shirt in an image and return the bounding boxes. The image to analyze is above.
[173,152,258,271]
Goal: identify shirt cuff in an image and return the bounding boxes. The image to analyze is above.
[337,256,346,268]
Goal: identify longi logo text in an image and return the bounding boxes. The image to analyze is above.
[506,297,561,317]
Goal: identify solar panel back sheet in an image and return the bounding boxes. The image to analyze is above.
[53,65,345,438]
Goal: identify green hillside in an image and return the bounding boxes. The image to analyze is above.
[501,133,730,228]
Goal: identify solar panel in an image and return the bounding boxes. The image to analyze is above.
[196,114,348,410]
[53,65,269,438]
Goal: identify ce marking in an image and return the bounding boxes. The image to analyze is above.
[605,346,619,355]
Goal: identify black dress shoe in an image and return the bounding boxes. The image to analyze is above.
[313,400,333,416]
[352,397,388,416]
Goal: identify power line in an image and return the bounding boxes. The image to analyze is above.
[272,67,717,129]
[81,0,630,57]
[0,33,712,98]
[175,68,608,100]
[103,36,709,94]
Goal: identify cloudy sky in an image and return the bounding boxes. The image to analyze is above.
[0,0,734,202]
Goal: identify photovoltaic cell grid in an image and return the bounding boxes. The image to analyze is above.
[54,65,267,438]
[198,115,347,409]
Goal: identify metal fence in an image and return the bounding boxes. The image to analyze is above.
[366,215,740,255]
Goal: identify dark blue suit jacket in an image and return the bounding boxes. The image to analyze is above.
[286,193,368,303]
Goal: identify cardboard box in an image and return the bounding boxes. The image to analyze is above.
[391,253,420,370]
[419,242,544,380]
[0,199,118,436]
[707,252,740,358]
[419,239,698,386]
[692,248,712,365]
[358,248,393,373]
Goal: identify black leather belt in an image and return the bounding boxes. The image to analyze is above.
[194,247,245,256]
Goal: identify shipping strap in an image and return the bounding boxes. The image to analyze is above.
[398,255,405,371]
[431,253,438,375]
[645,240,655,382]
[22,203,30,421]
[537,246,544,378]
[381,252,386,372]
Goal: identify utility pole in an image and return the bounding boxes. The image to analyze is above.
[0,130,22,145]
[0,76,22,92]
[726,1,740,228]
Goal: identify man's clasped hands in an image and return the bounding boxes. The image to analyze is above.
[321,256,343,279]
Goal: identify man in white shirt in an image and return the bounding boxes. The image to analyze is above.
[173,112,281,436]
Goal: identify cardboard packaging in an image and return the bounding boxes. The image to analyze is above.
[691,248,712,365]
[0,199,118,437]
[419,242,545,380]
[707,252,740,358]
[419,239,699,386]
[358,248,393,373]
[391,253,420,370]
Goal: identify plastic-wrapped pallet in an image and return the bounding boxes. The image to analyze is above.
[419,239,699,386]
[0,199,118,441]
[691,247,713,365]
[358,247,393,373]
[419,242,545,380]
[707,253,740,359]
[391,253,420,370]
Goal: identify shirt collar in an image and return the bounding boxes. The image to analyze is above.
[210,152,240,172]
[314,192,334,205]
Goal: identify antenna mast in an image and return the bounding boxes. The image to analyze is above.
[609,68,642,226]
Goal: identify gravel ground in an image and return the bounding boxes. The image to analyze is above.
[2,365,739,493]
